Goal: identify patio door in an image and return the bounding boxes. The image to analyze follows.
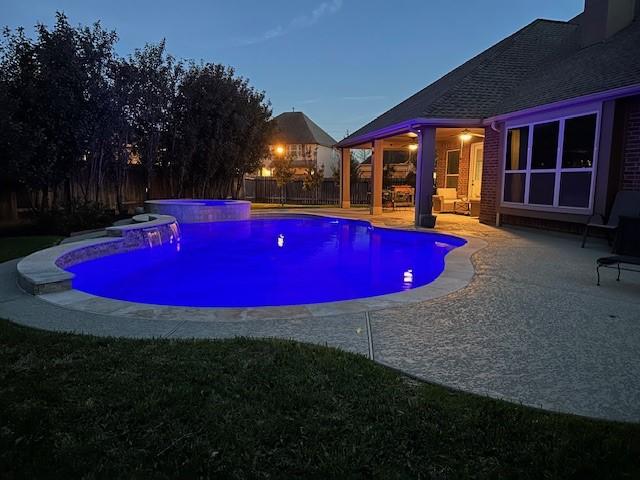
[469,142,483,199]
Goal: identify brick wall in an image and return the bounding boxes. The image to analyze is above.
[435,137,482,197]
[621,96,640,191]
[479,125,501,225]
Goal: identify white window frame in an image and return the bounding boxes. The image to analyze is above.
[287,144,303,159]
[445,149,460,190]
[500,107,601,214]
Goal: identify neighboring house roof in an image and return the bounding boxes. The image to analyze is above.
[271,111,337,147]
[339,16,640,146]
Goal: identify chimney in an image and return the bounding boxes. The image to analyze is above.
[580,0,639,46]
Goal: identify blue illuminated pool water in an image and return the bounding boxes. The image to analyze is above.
[66,216,466,307]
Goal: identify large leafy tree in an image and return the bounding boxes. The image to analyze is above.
[0,12,274,216]
[0,14,86,211]
[127,41,178,199]
[170,63,272,198]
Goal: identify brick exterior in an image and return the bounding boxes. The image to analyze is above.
[479,125,501,225]
[621,96,640,191]
[435,138,481,198]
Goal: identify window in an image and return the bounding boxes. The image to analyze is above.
[287,144,302,158]
[531,121,559,169]
[506,126,528,170]
[446,150,460,189]
[562,114,597,168]
[502,112,598,211]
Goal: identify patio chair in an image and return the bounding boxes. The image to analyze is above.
[432,188,460,213]
[581,190,640,248]
[596,216,640,285]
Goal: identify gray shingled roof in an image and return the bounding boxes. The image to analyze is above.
[497,18,640,114]
[272,112,337,147]
[339,17,640,146]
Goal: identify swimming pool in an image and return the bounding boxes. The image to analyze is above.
[65,216,466,307]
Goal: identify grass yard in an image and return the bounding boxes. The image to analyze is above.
[0,236,639,478]
[0,320,639,479]
[0,236,62,263]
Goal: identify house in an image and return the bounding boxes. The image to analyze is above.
[260,111,338,178]
[337,0,640,229]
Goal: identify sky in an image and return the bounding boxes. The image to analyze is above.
[1,0,584,141]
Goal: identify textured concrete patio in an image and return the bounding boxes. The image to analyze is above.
[1,208,639,422]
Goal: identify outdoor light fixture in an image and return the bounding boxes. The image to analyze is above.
[275,145,285,155]
[459,129,473,142]
[408,143,418,151]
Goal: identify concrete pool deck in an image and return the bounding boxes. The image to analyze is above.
[1,208,639,422]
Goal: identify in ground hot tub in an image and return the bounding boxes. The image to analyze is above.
[145,199,250,223]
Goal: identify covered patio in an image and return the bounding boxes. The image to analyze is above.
[338,124,487,227]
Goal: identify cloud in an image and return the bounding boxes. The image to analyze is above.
[341,95,386,101]
[298,98,322,105]
[238,0,343,46]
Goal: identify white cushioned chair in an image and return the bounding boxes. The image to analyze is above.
[432,188,460,213]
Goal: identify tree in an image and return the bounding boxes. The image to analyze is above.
[0,12,275,217]
[0,14,90,211]
[75,20,118,205]
[330,151,360,185]
[169,62,272,198]
[127,41,177,199]
[301,145,323,203]
[271,154,295,206]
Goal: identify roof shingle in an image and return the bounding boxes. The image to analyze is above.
[272,112,337,147]
[339,17,640,146]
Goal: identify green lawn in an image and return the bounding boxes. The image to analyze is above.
[0,236,62,263]
[1,321,639,478]
[0,237,639,478]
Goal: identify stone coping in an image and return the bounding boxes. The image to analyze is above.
[106,213,177,236]
[18,213,486,322]
[17,214,178,295]
[146,199,251,206]
[145,198,251,223]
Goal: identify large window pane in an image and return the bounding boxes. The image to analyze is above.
[446,150,460,174]
[446,176,458,189]
[562,114,597,168]
[531,121,559,169]
[528,173,555,205]
[559,172,591,208]
[503,173,525,203]
[506,127,528,170]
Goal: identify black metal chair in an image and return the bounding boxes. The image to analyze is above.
[582,191,640,248]
[596,216,640,286]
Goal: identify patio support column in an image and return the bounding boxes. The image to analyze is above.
[340,148,351,208]
[371,139,383,215]
[414,127,437,227]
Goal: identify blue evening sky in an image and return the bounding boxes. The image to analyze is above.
[1,0,584,140]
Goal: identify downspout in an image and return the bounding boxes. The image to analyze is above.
[490,120,502,226]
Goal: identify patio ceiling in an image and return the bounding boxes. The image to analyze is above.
[344,127,486,150]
